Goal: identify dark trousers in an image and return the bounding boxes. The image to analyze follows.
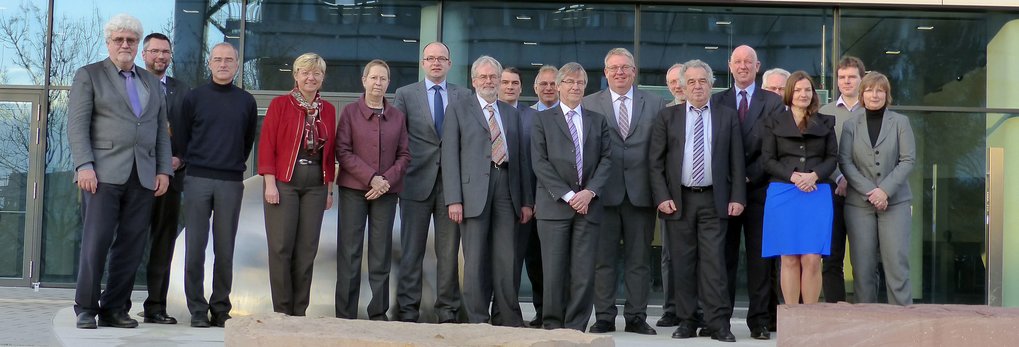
[183,176,243,316]
[335,187,398,320]
[593,198,656,322]
[144,185,181,315]
[265,164,327,316]
[396,180,461,322]
[724,186,775,329]
[512,216,542,318]
[668,188,731,331]
[74,168,154,316]
[462,166,521,326]
[823,194,848,303]
[660,220,676,315]
[538,215,597,332]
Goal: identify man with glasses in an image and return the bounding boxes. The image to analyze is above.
[393,41,470,323]
[68,14,171,329]
[711,44,786,340]
[179,42,258,328]
[530,62,612,332]
[532,65,559,111]
[139,32,190,325]
[441,56,530,326]
[584,48,664,335]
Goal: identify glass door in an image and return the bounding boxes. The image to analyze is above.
[0,90,44,287]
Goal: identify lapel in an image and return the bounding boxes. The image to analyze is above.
[675,103,689,161]
[582,109,595,151]
[103,59,136,116]
[710,103,724,151]
[874,110,894,147]
[772,111,802,138]
[551,107,572,141]
[744,85,767,134]
[470,95,491,135]
[631,89,647,131]
[415,81,440,141]
[854,115,872,149]
[598,90,617,131]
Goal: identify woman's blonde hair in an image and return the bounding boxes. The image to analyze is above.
[860,72,892,107]
[293,53,327,77]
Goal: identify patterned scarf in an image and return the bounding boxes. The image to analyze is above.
[291,88,325,155]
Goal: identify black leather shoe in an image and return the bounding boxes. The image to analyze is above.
[624,319,657,335]
[527,316,543,328]
[698,327,714,337]
[76,313,97,329]
[751,326,771,340]
[656,312,679,327]
[711,328,737,342]
[671,323,696,339]
[587,320,615,333]
[211,313,232,328]
[190,313,211,328]
[98,311,138,328]
[143,311,178,325]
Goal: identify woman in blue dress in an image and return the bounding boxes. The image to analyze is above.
[760,71,838,305]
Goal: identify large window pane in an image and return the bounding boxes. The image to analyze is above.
[40,89,77,283]
[0,100,30,278]
[244,0,425,92]
[442,1,635,97]
[639,5,832,99]
[0,0,48,86]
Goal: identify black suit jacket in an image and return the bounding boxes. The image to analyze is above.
[531,106,612,222]
[761,110,837,185]
[517,103,538,205]
[648,103,746,220]
[164,76,190,191]
[710,85,785,194]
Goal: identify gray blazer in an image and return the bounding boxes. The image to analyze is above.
[582,88,665,207]
[838,109,915,207]
[819,101,863,182]
[530,106,612,222]
[393,80,470,201]
[67,58,172,190]
[441,97,531,218]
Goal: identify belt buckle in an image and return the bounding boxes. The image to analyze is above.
[298,159,313,165]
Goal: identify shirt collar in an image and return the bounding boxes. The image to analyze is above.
[609,86,634,103]
[357,94,389,120]
[425,79,447,92]
[836,95,860,112]
[736,82,756,98]
[476,93,497,111]
[560,102,582,117]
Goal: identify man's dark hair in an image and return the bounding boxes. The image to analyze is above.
[143,33,171,49]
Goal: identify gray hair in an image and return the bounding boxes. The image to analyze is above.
[666,63,684,77]
[556,62,587,85]
[762,68,791,83]
[534,65,558,85]
[603,47,635,67]
[680,59,715,85]
[208,42,239,63]
[470,55,502,79]
[103,14,143,41]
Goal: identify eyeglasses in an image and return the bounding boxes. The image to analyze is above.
[605,65,634,72]
[560,79,587,86]
[536,81,556,87]
[110,37,138,46]
[422,56,450,63]
[145,49,172,56]
[298,70,324,78]
[474,74,498,81]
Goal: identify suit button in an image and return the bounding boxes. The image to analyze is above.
[800,157,806,163]
[877,172,882,176]
[799,145,804,150]
[875,150,880,155]
[876,162,880,166]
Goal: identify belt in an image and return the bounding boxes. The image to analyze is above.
[297,158,320,166]
[491,161,508,170]
[682,185,712,192]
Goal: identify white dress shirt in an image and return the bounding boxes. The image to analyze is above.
[682,102,714,187]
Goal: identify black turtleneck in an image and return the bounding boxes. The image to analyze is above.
[866,106,885,147]
[178,80,258,181]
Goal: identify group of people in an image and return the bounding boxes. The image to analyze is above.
[69,13,916,344]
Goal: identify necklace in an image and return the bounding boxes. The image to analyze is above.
[365,98,384,109]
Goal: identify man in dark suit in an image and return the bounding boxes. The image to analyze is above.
[649,59,745,343]
[710,44,785,340]
[498,66,543,327]
[67,14,172,329]
[393,42,469,323]
[442,56,531,326]
[531,62,612,332]
[139,32,189,325]
[584,48,664,335]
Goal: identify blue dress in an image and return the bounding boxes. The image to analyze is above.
[762,182,833,257]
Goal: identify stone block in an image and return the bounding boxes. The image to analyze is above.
[225,313,614,347]
[778,303,1019,346]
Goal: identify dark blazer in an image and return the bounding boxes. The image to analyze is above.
[441,97,531,218]
[761,110,838,184]
[164,76,190,191]
[393,80,471,201]
[581,88,665,207]
[648,103,746,220]
[531,106,612,222]
[517,103,538,205]
[710,85,785,188]
[838,110,916,207]
[67,58,172,190]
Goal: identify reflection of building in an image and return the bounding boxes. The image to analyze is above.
[0,0,1018,311]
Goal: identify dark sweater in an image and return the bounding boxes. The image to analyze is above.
[866,106,885,147]
[179,80,258,181]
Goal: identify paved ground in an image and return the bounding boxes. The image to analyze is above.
[0,287,777,346]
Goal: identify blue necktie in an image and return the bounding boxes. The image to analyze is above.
[432,85,444,137]
[121,71,142,117]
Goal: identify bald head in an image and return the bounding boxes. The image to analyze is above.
[728,44,761,89]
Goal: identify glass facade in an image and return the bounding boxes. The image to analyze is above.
[1,0,1016,307]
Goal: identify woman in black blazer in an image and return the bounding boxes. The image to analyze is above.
[760,71,838,305]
